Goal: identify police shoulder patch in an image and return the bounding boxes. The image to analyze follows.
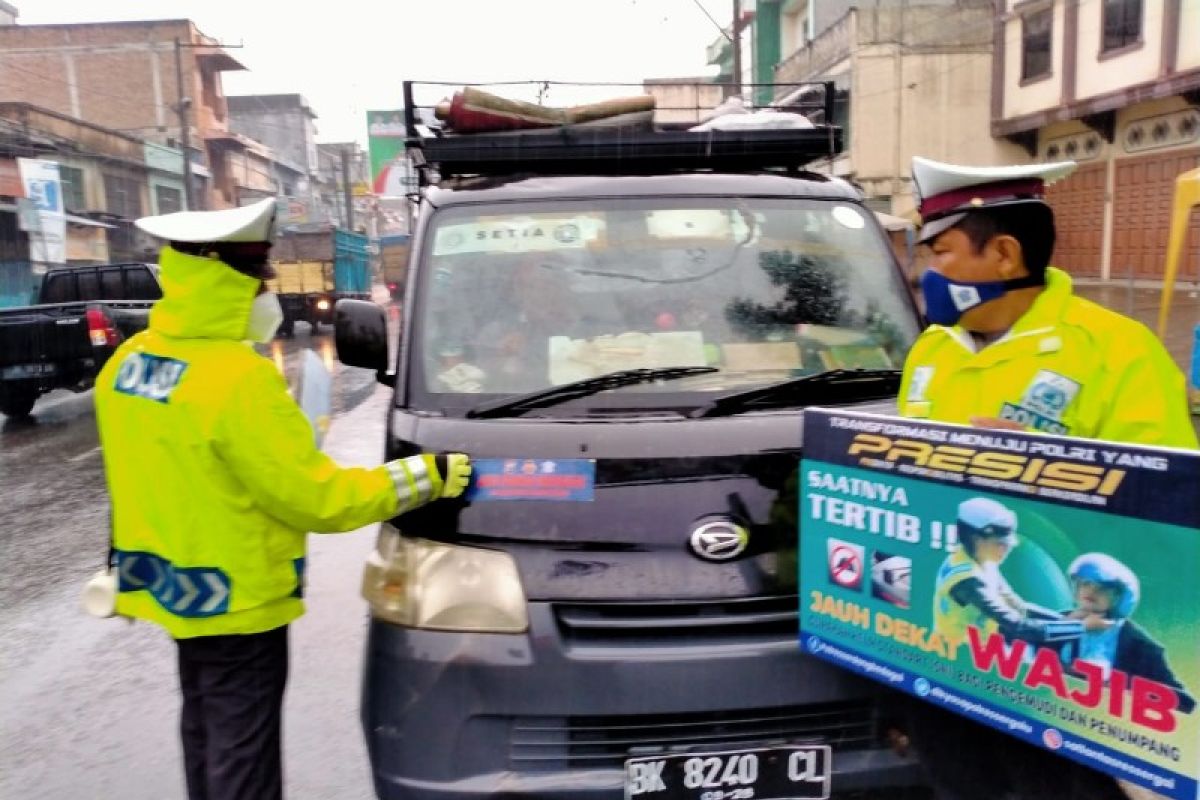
[999,369,1081,434]
[1020,370,1081,417]
[113,352,189,403]
[907,366,935,402]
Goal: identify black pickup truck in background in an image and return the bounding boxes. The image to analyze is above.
[0,262,161,419]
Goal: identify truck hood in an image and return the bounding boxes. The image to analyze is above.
[148,246,259,340]
[387,399,897,600]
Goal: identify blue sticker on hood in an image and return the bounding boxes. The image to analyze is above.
[466,458,596,502]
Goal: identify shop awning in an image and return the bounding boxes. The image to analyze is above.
[65,214,115,228]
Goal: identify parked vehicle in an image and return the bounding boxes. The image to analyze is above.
[335,81,927,800]
[0,262,160,418]
[379,233,410,302]
[267,226,371,336]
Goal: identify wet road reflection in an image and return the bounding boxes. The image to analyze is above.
[0,324,389,800]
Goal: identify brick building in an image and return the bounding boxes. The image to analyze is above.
[0,18,249,209]
[996,0,1200,282]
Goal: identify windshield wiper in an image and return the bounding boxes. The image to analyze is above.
[689,368,901,419]
[466,366,719,419]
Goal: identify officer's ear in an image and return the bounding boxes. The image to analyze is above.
[991,235,1028,280]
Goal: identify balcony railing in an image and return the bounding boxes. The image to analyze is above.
[774,11,855,98]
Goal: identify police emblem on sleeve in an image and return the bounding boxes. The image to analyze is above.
[999,370,1080,434]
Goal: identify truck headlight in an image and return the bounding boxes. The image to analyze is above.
[316,298,331,311]
[361,523,528,633]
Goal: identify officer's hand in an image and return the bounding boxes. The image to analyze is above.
[433,453,472,499]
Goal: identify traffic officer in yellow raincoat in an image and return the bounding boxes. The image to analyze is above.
[93,198,472,800]
[899,158,1196,800]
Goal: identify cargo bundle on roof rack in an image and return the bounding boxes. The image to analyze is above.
[401,80,843,186]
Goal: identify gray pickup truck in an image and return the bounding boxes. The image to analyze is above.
[0,262,161,419]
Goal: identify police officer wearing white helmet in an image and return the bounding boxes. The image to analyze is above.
[92,198,472,800]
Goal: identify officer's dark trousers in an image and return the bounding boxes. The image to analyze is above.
[176,625,289,800]
[907,700,1127,800]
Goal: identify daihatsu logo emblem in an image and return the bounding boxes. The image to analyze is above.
[689,520,749,562]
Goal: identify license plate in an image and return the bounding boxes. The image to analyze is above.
[1,363,56,379]
[625,745,831,800]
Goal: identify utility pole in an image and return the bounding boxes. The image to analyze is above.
[172,34,243,211]
[341,146,353,230]
[731,0,743,100]
[173,37,194,210]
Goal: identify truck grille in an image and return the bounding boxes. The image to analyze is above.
[510,701,878,769]
[554,595,799,646]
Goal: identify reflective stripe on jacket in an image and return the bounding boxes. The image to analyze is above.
[899,268,1198,450]
[95,246,409,638]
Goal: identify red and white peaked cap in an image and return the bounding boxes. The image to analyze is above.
[912,157,1077,244]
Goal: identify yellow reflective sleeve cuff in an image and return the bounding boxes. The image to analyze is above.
[420,454,446,499]
[386,456,436,512]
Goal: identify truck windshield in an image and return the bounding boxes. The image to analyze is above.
[411,197,919,414]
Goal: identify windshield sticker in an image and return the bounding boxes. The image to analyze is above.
[432,216,603,256]
[548,331,708,385]
[831,205,866,230]
[646,209,731,239]
[466,459,596,502]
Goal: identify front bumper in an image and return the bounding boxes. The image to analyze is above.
[362,601,924,799]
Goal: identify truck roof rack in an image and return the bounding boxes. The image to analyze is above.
[401,80,843,186]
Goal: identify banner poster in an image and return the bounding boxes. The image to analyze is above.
[17,157,66,268]
[798,408,1200,799]
[366,110,410,197]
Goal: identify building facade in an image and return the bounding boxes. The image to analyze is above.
[771,0,1020,214]
[0,103,191,255]
[706,2,758,98]
[227,93,326,221]
[642,78,727,125]
[996,0,1200,282]
[0,19,247,209]
[0,102,196,303]
[316,142,371,231]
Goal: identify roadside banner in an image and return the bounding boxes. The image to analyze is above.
[798,408,1200,799]
[17,157,66,269]
[367,110,413,197]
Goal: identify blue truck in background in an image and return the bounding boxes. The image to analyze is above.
[267,225,371,336]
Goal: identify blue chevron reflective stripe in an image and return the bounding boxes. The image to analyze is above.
[115,550,231,618]
[291,557,306,599]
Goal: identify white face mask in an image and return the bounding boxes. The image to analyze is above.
[245,291,284,343]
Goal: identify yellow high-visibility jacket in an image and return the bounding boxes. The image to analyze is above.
[899,268,1198,450]
[94,247,427,638]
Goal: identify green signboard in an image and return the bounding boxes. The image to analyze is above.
[366,109,407,196]
[799,409,1200,799]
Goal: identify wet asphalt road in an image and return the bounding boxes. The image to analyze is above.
[0,320,394,800]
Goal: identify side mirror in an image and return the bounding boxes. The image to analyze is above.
[334,299,394,386]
